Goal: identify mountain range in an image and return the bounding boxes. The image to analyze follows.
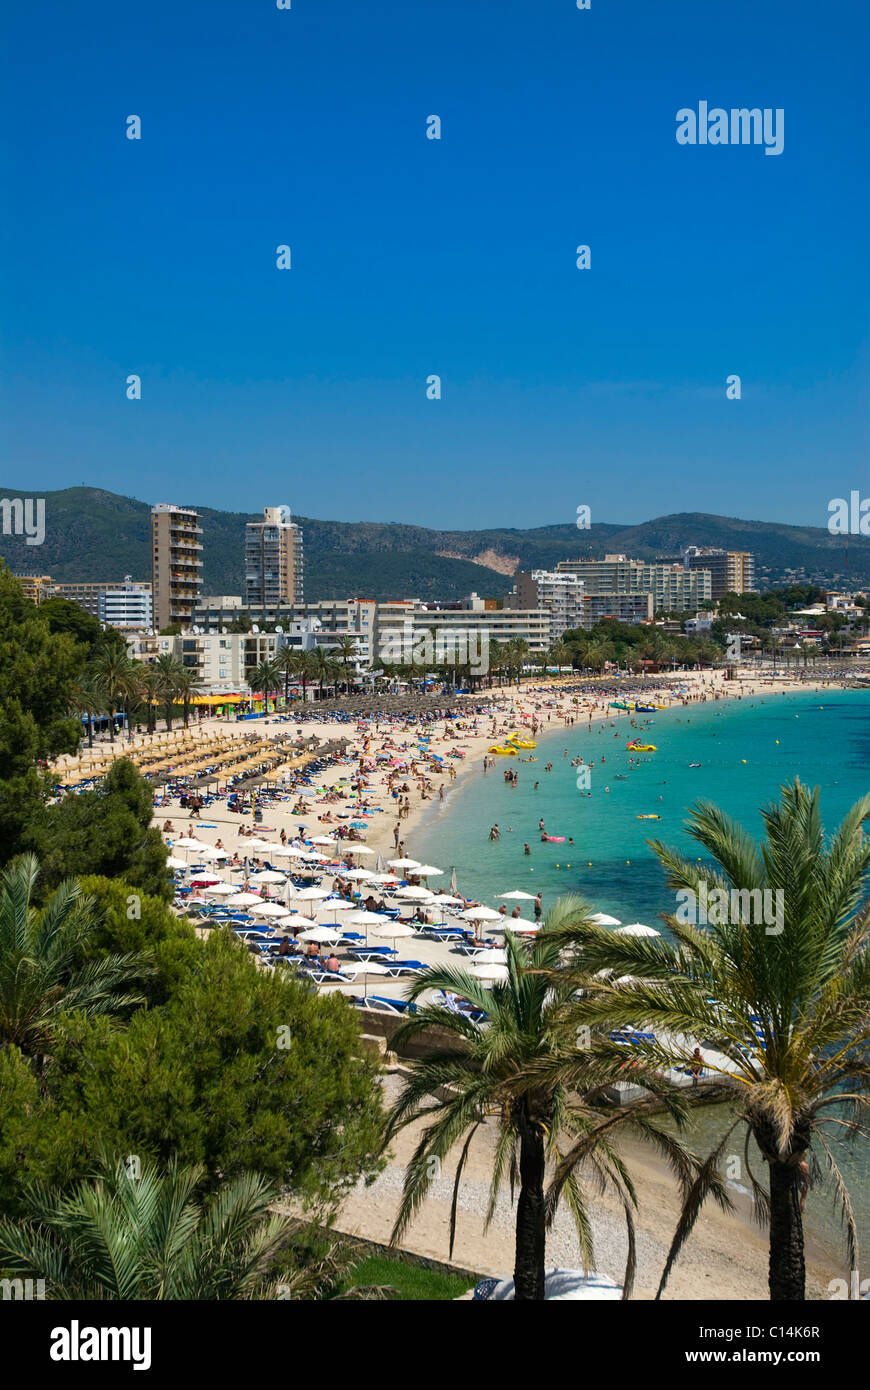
[1,487,868,602]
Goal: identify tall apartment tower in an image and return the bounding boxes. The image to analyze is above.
[683,547,756,599]
[244,505,304,608]
[150,504,203,631]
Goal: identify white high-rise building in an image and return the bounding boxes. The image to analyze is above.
[244,506,304,608]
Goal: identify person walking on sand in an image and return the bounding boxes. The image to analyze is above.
[689,1048,704,1086]
[797,1159,812,1213]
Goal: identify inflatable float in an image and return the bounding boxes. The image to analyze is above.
[544,835,566,842]
[637,814,661,820]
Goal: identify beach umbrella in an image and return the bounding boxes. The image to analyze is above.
[347,911,392,926]
[463,906,503,922]
[505,920,540,934]
[615,923,660,937]
[368,920,415,940]
[429,893,465,906]
[343,868,377,881]
[414,864,443,877]
[309,836,337,845]
[248,870,287,884]
[229,892,268,907]
[317,900,355,913]
[589,913,622,927]
[202,883,241,896]
[166,856,187,870]
[174,837,203,849]
[470,948,507,965]
[247,901,289,918]
[194,845,222,861]
[290,886,331,901]
[344,845,376,856]
[395,886,434,900]
[388,858,421,869]
[498,890,537,901]
[277,914,318,929]
[468,962,509,984]
[369,873,400,885]
[298,925,343,943]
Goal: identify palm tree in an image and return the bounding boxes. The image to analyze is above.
[249,659,281,714]
[383,902,695,1300]
[174,666,204,727]
[549,781,870,1301]
[547,640,571,673]
[153,652,184,731]
[583,640,615,674]
[0,856,148,1063]
[309,646,338,702]
[90,650,136,743]
[505,638,530,684]
[69,674,103,749]
[332,635,358,694]
[276,645,305,707]
[135,662,162,735]
[0,1157,296,1300]
[486,639,506,688]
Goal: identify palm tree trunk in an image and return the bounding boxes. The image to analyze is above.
[514,1109,546,1300]
[768,1159,806,1300]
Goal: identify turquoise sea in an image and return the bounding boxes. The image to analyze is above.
[416,688,870,1272]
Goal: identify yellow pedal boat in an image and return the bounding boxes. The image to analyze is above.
[489,745,517,755]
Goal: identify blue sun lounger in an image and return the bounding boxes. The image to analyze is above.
[380,960,428,977]
[357,996,418,1015]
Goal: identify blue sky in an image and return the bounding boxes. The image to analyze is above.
[2,0,868,530]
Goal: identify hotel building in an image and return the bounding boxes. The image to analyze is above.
[683,547,756,599]
[151,504,203,630]
[556,554,712,613]
[244,506,304,608]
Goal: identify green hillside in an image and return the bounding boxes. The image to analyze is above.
[1,487,867,601]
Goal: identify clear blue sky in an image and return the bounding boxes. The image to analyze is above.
[2,0,867,530]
